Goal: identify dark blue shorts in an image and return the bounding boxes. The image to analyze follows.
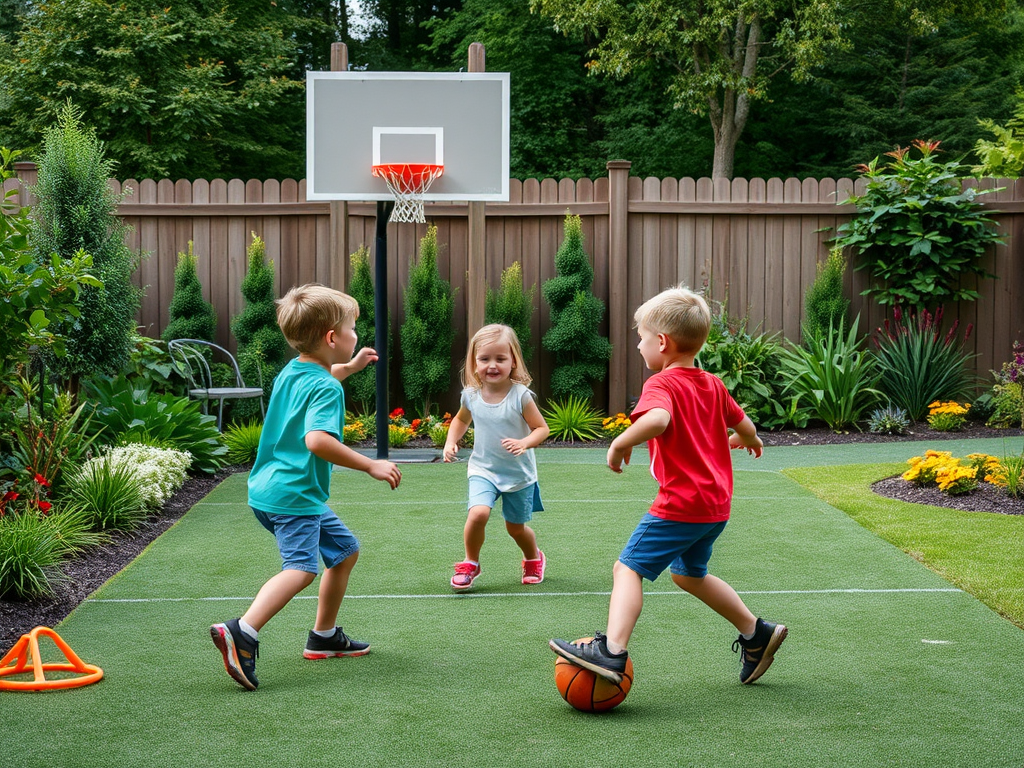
[251,505,359,574]
[618,513,727,581]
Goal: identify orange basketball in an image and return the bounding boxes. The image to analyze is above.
[554,639,633,713]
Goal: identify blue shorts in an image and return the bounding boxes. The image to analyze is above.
[252,505,359,574]
[618,514,727,581]
[467,476,544,524]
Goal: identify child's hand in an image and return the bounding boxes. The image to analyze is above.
[729,431,763,458]
[348,347,379,372]
[607,443,632,473]
[501,437,528,456]
[442,442,460,462]
[367,459,402,489]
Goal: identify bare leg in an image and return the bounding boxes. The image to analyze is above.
[504,521,539,560]
[463,505,491,561]
[242,569,316,631]
[605,560,644,654]
[671,573,757,636]
[314,551,358,632]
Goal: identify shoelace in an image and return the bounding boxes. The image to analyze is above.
[524,560,543,577]
[454,562,477,574]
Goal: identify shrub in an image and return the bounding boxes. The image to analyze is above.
[966,453,1000,483]
[836,139,1003,309]
[222,420,262,464]
[602,413,631,439]
[79,443,192,508]
[972,90,1024,178]
[388,424,415,448]
[803,246,849,344]
[162,242,216,345]
[927,401,970,432]
[542,396,603,442]
[64,455,148,530]
[902,450,957,486]
[345,246,386,414]
[485,261,535,363]
[778,318,881,431]
[542,214,612,399]
[428,423,450,448]
[936,464,978,495]
[32,102,140,384]
[872,306,976,422]
[868,405,910,435]
[0,510,66,598]
[401,225,456,414]
[991,453,1024,498]
[342,420,367,445]
[986,341,1024,429]
[126,334,186,396]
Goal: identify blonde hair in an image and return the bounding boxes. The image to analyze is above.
[461,324,532,389]
[633,285,711,354]
[275,283,359,354]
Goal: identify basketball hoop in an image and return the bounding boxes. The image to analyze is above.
[371,163,444,223]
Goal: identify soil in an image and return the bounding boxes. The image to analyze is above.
[3,421,1022,649]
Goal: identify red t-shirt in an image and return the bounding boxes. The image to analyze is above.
[631,367,746,523]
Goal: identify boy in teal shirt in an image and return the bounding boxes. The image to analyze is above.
[211,284,402,691]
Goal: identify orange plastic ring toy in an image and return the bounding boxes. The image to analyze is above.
[0,626,103,691]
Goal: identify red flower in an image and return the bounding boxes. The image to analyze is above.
[2,491,17,502]
[37,500,52,514]
[33,473,50,487]
[389,408,405,418]
[411,419,421,430]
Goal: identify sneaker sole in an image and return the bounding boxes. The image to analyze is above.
[303,647,371,660]
[210,624,257,691]
[548,639,623,685]
[451,572,480,590]
[741,624,788,685]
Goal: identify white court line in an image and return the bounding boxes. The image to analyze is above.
[86,587,961,604]
[196,496,810,507]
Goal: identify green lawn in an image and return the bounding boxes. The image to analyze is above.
[4,444,1024,768]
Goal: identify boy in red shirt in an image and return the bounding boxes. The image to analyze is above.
[550,286,786,685]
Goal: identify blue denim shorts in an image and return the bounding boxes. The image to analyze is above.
[251,505,359,574]
[618,513,727,581]
[467,476,544,524]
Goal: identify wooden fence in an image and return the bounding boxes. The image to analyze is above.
[8,161,1024,415]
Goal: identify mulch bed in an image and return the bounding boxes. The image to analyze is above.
[3,422,1022,649]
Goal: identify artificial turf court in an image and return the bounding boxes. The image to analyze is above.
[5,443,1024,768]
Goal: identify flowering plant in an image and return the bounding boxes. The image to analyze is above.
[343,421,367,445]
[77,443,192,509]
[903,450,957,486]
[965,453,1000,483]
[935,464,978,495]
[987,341,1024,429]
[927,401,970,432]
[602,413,631,439]
[388,423,416,448]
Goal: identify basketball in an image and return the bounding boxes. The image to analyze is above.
[554,639,633,712]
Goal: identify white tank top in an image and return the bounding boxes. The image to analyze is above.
[461,383,539,493]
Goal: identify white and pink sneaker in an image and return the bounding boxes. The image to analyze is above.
[522,551,546,584]
[451,561,482,590]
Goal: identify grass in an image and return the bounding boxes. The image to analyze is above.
[3,446,1024,768]
[783,462,1024,628]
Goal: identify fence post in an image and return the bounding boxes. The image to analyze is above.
[13,161,37,207]
[466,42,487,337]
[607,159,631,414]
[329,42,349,291]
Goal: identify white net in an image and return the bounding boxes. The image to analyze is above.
[371,164,444,223]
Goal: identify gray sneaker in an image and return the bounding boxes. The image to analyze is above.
[549,631,627,683]
[303,627,370,659]
[733,618,787,684]
[210,619,259,690]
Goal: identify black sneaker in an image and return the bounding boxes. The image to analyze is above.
[210,619,259,690]
[303,627,371,659]
[549,631,628,683]
[733,618,787,684]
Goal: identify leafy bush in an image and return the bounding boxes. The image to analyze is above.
[79,443,191,508]
[0,510,66,598]
[162,242,216,345]
[401,225,456,414]
[927,401,970,432]
[868,405,910,435]
[542,395,603,442]
[388,424,416,448]
[84,376,227,472]
[65,455,148,530]
[872,306,976,421]
[345,246,386,413]
[485,261,535,363]
[986,341,1024,429]
[428,423,450,448]
[836,139,1003,308]
[223,420,263,464]
[803,247,849,344]
[778,318,881,431]
[542,214,611,399]
[125,334,186,396]
[989,452,1024,498]
[972,90,1024,178]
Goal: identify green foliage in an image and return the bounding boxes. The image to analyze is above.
[872,306,977,421]
[0,510,66,598]
[779,318,882,431]
[542,395,602,443]
[542,214,612,399]
[400,225,456,413]
[231,235,287,421]
[345,246,384,413]
[84,376,227,472]
[65,455,148,531]
[973,88,1024,178]
[803,247,849,344]
[125,334,185,396]
[0,0,305,180]
[223,420,263,465]
[31,103,140,383]
[986,342,1024,428]
[485,261,535,363]
[835,139,1003,309]
[162,242,216,345]
[81,443,192,508]
[867,405,910,435]
[999,452,1024,498]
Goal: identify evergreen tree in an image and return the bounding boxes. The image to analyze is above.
[33,102,140,387]
[485,261,535,363]
[400,225,455,415]
[161,242,216,344]
[345,246,380,414]
[802,247,849,345]
[542,214,612,400]
[230,234,288,420]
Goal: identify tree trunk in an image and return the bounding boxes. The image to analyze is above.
[705,13,760,179]
[711,122,742,179]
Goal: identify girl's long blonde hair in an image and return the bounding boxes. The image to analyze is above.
[461,324,532,389]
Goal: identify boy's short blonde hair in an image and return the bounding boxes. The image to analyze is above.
[461,324,532,389]
[276,283,359,354]
[634,285,711,354]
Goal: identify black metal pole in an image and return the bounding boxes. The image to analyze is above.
[374,201,393,459]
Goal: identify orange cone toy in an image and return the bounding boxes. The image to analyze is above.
[0,626,103,691]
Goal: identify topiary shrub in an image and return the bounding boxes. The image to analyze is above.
[162,241,216,345]
[485,261,535,363]
[345,245,388,414]
[802,246,849,345]
[542,213,611,399]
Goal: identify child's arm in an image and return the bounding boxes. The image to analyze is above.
[607,408,670,473]
[330,347,379,383]
[305,430,402,488]
[442,406,472,462]
[728,415,764,458]
[501,399,550,456]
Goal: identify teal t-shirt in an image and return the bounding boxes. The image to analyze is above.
[248,359,345,515]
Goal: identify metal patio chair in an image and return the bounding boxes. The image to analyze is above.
[167,339,265,431]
